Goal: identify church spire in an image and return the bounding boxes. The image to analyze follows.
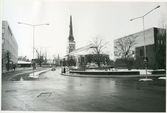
[67,15,76,54]
[68,15,74,41]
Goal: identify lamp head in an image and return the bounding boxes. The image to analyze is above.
[155,5,160,9]
[90,46,97,48]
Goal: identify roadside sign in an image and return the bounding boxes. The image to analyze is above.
[143,57,148,62]
[144,62,148,67]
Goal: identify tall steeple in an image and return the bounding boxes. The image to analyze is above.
[68,15,74,41]
[67,15,76,54]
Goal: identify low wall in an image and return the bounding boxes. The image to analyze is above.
[151,71,166,74]
[69,71,140,75]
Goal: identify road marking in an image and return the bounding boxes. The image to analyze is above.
[37,92,54,98]
[5,90,17,93]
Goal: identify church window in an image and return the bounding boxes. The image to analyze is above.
[157,40,160,44]
[140,49,143,56]
[81,57,84,62]
[2,28,5,37]
[161,40,163,45]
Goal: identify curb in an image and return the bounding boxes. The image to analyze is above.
[61,73,166,78]
[2,67,33,73]
[29,68,51,78]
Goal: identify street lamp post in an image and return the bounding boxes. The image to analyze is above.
[18,22,49,76]
[130,5,160,81]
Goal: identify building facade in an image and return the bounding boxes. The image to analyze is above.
[2,21,18,72]
[68,45,111,69]
[114,27,166,69]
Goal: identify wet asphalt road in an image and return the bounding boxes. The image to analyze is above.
[2,68,166,112]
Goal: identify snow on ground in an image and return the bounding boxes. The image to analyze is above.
[86,69,153,75]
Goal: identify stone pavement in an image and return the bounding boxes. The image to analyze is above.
[29,68,52,78]
[2,68,166,112]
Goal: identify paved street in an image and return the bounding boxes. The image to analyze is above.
[2,68,166,112]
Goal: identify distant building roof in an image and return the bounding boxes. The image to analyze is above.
[18,61,32,64]
[68,44,93,56]
[69,45,108,56]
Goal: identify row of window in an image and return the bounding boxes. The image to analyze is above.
[2,27,18,49]
[157,40,165,45]
[2,27,13,37]
[8,26,13,36]
[2,28,5,37]
[2,37,18,54]
[2,27,18,62]
[69,46,75,49]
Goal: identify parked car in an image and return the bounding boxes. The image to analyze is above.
[51,67,56,71]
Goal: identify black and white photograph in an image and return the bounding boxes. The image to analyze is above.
[1,0,166,112]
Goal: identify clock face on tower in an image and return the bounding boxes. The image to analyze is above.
[67,41,75,54]
[69,45,75,52]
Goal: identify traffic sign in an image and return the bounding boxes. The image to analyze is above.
[144,62,148,67]
[143,57,148,62]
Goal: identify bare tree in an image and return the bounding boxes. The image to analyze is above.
[89,37,110,67]
[53,54,60,66]
[34,47,45,67]
[114,35,137,69]
[159,13,166,30]
[18,56,30,62]
[26,59,30,62]
[18,56,23,61]
[22,56,27,61]
[157,13,166,38]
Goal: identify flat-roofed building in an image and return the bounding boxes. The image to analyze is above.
[2,21,18,72]
[114,27,166,69]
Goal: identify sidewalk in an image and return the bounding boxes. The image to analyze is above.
[29,68,51,78]
[2,67,52,81]
[2,67,33,74]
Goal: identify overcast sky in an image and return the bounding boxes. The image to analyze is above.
[2,1,166,60]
